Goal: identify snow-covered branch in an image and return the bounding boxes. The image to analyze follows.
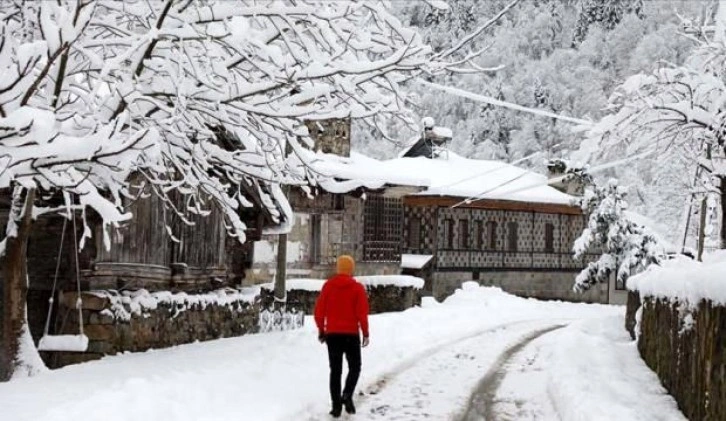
[2,0,481,249]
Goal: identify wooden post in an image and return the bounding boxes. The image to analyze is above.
[698,196,707,261]
[273,232,287,311]
[720,177,726,249]
[1,188,36,381]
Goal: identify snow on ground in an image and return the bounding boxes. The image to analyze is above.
[489,316,684,421]
[0,283,681,421]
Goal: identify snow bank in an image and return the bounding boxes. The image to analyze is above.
[260,275,425,291]
[628,254,726,305]
[97,287,260,321]
[547,316,685,420]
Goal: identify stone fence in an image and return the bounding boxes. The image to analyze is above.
[260,276,423,315]
[626,291,726,420]
[42,288,260,368]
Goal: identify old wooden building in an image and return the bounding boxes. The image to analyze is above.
[250,120,425,281]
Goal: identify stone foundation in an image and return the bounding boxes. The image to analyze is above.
[626,291,726,420]
[432,271,607,303]
[42,288,260,368]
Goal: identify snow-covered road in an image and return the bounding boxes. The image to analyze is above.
[0,284,685,421]
[353,321,566,421]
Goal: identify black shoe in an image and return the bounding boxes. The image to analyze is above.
[329,403,342,418]
[342,394,356,414]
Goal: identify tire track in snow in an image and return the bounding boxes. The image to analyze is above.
[300,319,572,420]
[458,324,566,421]
[353,321,568,420]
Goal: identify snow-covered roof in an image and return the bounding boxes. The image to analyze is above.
[300,150,428,194]
[300,149,575,206]
[401,254,433,269]
[387,152,574,205]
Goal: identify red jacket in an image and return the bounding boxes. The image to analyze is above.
[314,274,369,337]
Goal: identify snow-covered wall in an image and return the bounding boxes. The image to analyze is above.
[259,276,424,315]
[626,254,726,420]
[45,288,260,368]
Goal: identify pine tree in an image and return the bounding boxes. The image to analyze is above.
[572,0,644,44]
[573,179,663,291]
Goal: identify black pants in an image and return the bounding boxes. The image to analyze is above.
[326,334,361,406]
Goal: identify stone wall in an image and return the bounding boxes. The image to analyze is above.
[260,284,421,315]
[626,291,726,420]
[432,270,607,303]
[42,289,259,368]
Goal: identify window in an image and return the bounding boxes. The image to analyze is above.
[476,221,484,249]
[459,219,469,249]
[507,222,518,252]
[408,217,421,250]
[544,223,555,252]
[486,221,497,250]
[333,194,344,211]
[444,219,455,249]
[362,194,403,261]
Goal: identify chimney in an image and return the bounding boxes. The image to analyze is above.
[546,159,589,196]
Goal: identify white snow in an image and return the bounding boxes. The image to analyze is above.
[96,288,260,322]
[400,253,433,269]
[546,316,685,420]
[432,126,453,138]
[260,278,325,292]
[0,283,681,421]
[259,275,425,291]
[305,149,575,205]
[628,253,726,305]
[37,334,89,353]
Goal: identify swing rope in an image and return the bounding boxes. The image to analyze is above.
[41,216,67,338]
[71,212,84,336]
[38,212,87,352]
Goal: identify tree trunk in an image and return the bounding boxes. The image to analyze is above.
[721,177,726,249]
[698,197,707,261]
[0,188,36,381]
[274,233,287,311]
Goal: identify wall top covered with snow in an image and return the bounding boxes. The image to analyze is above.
[628,254,726,305]
[260,275,425,292]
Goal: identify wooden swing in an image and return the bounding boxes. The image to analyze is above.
[37,212,89,353]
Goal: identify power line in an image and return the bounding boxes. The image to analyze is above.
[417,79,594,127]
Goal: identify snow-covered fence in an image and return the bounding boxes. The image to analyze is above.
[45,288,260,368]
[625,256,726,420]
[259,276,424,315]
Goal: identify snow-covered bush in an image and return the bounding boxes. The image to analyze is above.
[573,179,663,291]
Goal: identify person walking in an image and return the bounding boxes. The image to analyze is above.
[314,255,370,418]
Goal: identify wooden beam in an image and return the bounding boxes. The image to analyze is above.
[403,195,582,215]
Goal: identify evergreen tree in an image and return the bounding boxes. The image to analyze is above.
[573,179,663,291]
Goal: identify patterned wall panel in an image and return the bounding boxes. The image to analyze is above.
[427,205,588,272]
[402,205,437,255]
